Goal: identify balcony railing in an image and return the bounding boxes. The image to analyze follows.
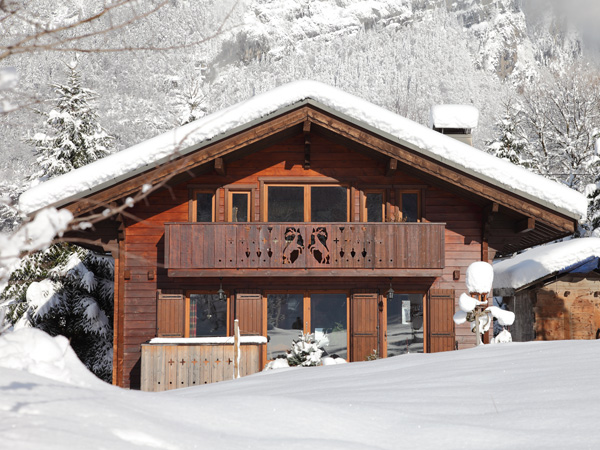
[165,222,445,277]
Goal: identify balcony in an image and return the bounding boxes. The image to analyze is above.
[165,222,445,277]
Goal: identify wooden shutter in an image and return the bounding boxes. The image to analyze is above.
[350,291,379,362]
[427,289,455,353]
[235,290,263,336]
[156,289,185,337]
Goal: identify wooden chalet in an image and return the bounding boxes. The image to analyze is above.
[19,81,585,390]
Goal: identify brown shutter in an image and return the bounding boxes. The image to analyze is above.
[235,290,263,336]
[156,289,185,337]
[350,290,379,362]
[427,289,455,353]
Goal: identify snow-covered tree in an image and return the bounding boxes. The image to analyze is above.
[1,244,114,381]
[1,61,115,381]
[520,63,600,192]
[586,169,600,237]
[28,60,112,181]
[486,99,528,166]
[286,332,329,367]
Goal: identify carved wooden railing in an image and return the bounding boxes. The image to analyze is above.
[165,222,445,277]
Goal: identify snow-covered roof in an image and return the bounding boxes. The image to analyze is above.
[19,80,587,221]
[429,104,479,129]
[493,238,600,294]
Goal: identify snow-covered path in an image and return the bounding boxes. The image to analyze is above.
[1,331,599,449]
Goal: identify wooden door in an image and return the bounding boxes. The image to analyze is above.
[427,289,455,352]
[350,291,379,362]
[156,289,185,337]
[234,290,263,336]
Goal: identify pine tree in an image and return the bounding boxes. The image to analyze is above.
[28,59,112,181]
[486,99,528,166]
[1,60,115,382]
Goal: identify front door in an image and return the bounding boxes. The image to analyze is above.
[350,292,379,361]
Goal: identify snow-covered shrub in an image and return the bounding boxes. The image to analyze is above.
[286,332,329,367]
[454,261,515,345]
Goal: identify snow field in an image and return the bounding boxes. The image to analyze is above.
[2,328,600,449]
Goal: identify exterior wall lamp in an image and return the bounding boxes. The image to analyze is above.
[217,277,226,302]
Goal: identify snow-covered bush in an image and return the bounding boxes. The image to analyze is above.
[286,332,330,367]
[454,261,515,345]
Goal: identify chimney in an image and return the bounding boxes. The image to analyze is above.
[429,105,479,146]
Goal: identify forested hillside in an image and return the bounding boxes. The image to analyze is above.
[1,0,599,229]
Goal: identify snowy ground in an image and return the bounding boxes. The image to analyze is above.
[2,329,600,449]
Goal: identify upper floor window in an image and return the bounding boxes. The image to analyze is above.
[192,190,215,222]
[398,191,420,222]
[228,191,251,222]
[266,184,348,222]
[362,189,385,222]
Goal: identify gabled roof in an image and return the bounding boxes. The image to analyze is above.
[493,237,600,294]
[19,80,587,223]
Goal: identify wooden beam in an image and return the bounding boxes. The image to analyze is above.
[482,202,499,262]
[303,120,311,170]
[516,217,535,233]
[386,158,398,177]
[168,268,444,278]
[214,157,226,176]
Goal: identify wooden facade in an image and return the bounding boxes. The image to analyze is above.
[505,273,600,342]
[52,102,578,389]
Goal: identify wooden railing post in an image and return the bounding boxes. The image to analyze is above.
[234,319,240,379]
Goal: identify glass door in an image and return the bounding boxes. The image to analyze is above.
[310,293,348,359]
[386,293,424,356]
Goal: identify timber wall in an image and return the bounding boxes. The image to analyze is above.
[118,132,484,388]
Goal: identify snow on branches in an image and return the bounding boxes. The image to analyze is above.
[453,261,515,345]
[28,60,113,181]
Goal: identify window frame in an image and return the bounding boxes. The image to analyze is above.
[360,189,386,222]
[185,290,230,338]
[227,190,252,222]
[263,183,350,222]
[188,187,217,222]
[394,189,422,223]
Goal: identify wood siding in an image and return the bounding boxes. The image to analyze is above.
[165,222,445,275]
[118,131,484,388]
[140,343,262,391]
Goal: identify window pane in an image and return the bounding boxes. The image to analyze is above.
[366,192,383,222]
[231,193,249,222]
[189,294,227,337]
[268,186,304,222]
[267,294,304,359]
[311,186,347,222]
[387,293,423,356]
[310,293,347,359]
[402,193,419,222]
[196,192,213,222]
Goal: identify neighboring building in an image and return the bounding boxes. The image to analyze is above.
[494,238,600,342]
[19,81,587,390]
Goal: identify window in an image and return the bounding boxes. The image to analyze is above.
[188,293,228,337]
[267,293,304,359]
[266,184,349,222]
[393,190,421,222]
[228,191,251,222]
[265,290,349,361]
[191,190,215,222]
[267,186,304,222]
[362,190,385,222]
[386,293,424,356]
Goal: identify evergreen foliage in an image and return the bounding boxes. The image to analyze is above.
[1,244,114,381]
[1,60,114,382]
[486,99,528,166]
[28,60,112,181]
[286,332,328,367]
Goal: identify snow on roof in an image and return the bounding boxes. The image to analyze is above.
[19,80,587,220]
[493,237,600,293]
[429,104,479,129]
